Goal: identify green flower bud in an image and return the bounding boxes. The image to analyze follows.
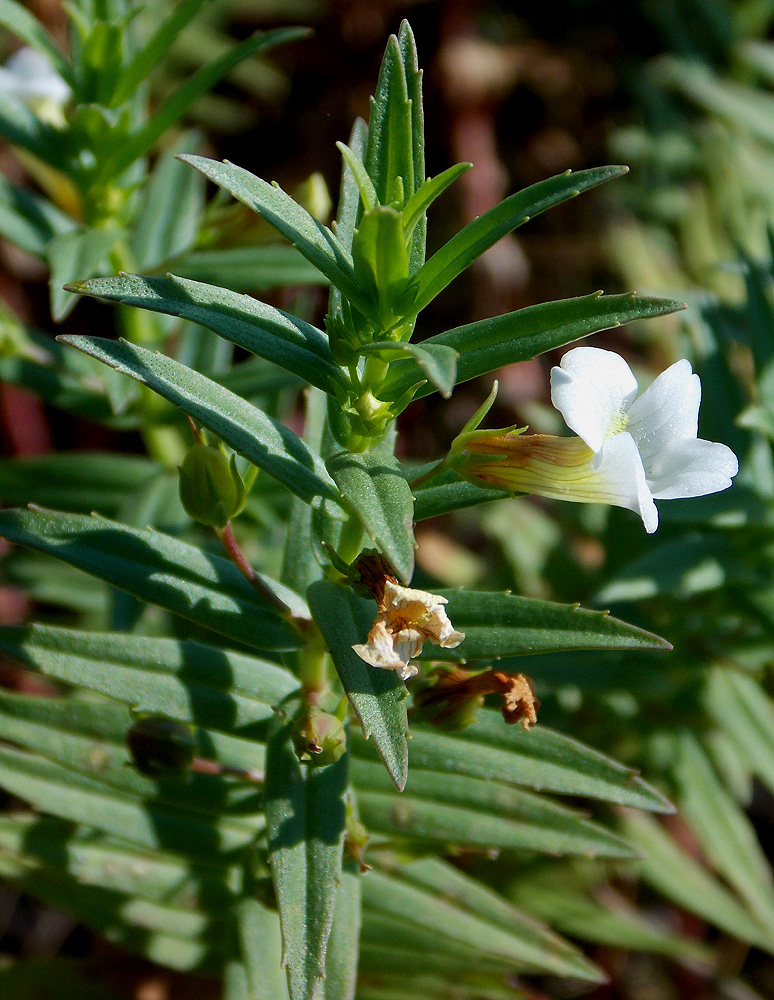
[178,443,247,529]
[127,715,196,777]
[293,707,347,767]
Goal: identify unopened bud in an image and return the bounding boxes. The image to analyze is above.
[127,715,196,777]
[178,443,247,529]
[293,707,347,767]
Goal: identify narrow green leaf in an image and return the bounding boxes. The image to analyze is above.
[421,588,671,660]
[0,813,240,907]
[61,336,340,506]
[0,507,304,651]
[0,325,140,428]
[47,228,118,321]
[404,166,628,316]
[180,156,372,316]
[132,131,205,270]
[0,0,72,85]
[511,865,710,962]
[364,858,604,982]
[66,273,346,395]
[362,342,458,398]
[398,710,673,811]
[662,57,774,147]
[0,92,62,167]
[704,668,774,795]
[174,246,329,292]
[352,206,409,320]
[325,865,361,1000]
[364,34,414,209]
[102,28,310,178]
[397,20,426,271]
[675,731,774,938]
[110,0,209,106]
[412,469,506,520]
[0,623,296,733]
[352,760,640,858]
[402,163,471,238]
[264,702,348,1000]
[0,176,75,258]
[330,117,368,324]
[327,451,414,583]
[382,291,686,403]
[307,581,408,790]
[237,897,289,1000]
[0,452,157,513]
[622,810,774,951]
[336,141,378,212]
[0,744,252,856]
[0,690,263,838]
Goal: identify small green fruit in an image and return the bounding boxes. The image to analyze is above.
[178,443,247,529]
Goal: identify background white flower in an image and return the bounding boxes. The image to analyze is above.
[0,48,70,125]
[550,346,739,532]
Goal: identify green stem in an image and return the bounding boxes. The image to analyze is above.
[298,629,331,705]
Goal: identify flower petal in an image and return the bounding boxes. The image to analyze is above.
[590,432,659,532]
[627,359,700,470]
[551,347,639,452]
[648,438,739,499]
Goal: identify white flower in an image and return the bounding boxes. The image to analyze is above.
[549,347,738,532]
[0,48,70,125]
[352,579,465,681]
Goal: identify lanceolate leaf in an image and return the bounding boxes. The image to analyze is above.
[109,0,210,107]
[307,581,408,790]
[362,341,458,398]
[412,470,507,520]
[64,273,347,396]
[396,710,672,811]
[132,131,205,270]
[0,690,263,840]
[0,452,158,514]
[48,229,118,321]
[327,451,415,584]
[0,813,239,908]
[175,247,328,292]
[622,811,774,951]
[61,336,340,506]
[675,731,774,938]
[0,176,76,258]
[179,156,372,316]
[0,507,305,651]
[264,702,348,1000]
[101,28,311,178]
[0,623,297,733]
[0,92,62,168]
[364,858,604,982]
[0,744,253,856]
[352,759,640,858]
[381,291,686,403]
[0,0,73,85]
[236,897,289,1000]
[325,866,361,1000]
[403,166,629,317]
[421,589,671,660]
